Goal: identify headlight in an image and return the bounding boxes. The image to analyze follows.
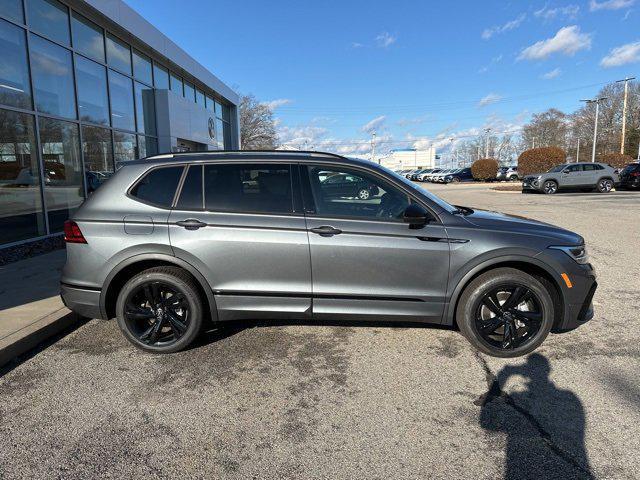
[549,245,589,264]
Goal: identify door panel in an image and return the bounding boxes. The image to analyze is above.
[307,217,450,322]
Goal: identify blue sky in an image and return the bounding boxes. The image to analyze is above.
[125,0,640,156]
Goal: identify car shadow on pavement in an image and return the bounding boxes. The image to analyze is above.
[478,353,594,480]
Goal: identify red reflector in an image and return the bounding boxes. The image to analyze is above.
[63,220,87,244]
[631,172,640,177]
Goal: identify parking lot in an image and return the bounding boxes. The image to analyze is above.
[1,182,639,479]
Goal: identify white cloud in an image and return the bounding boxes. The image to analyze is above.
[351,42,364,48]
[590,0,635,11]
[478,93,503,107]
[262,98,292,110]
[482,14,526,40]
[541,67,562,79]
[600,40,640,67]
[534,4,580,21]
[361,115,386,133]
[518,25,591,60]
[375,32,396,48]
[396,116,428,127]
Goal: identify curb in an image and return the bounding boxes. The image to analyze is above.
[0,308,80,368]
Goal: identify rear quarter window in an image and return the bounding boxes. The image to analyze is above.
[130,166,184,207]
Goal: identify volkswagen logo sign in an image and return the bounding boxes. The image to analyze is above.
[208,117,215,140]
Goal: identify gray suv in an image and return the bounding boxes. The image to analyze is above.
[61,151,596,358]
[522,162,618,194]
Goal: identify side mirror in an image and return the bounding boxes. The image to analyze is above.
[403,204,429,229]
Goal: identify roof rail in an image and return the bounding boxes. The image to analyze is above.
[144,149,348,161]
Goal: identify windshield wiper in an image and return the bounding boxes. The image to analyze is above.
[452,205,474,215]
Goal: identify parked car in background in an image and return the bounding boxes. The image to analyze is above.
[61,150,596,358]
[444,168,474,183]
[410,169,430,181]
[522,162,619,194]
[416,168,438,182]
[319,172,379,200]
[431,169,454,183]
[405,169,421,179]
[617,162,640,190]
[496,166,519,182]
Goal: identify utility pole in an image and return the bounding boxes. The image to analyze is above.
[371,132,377,164]
[581,97,607,163]
[616,77,635,154]
[576,139,580,163]
[532,137,536,149]
[484,128,491,158]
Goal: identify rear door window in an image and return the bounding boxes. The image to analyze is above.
[130,166,183,207]
[204,163,293,214]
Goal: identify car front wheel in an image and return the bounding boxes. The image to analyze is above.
[596,178,613,193]
[116,266,204,353]
[456,268,555,358]
[357,188,371,200]
[543,180,558,194]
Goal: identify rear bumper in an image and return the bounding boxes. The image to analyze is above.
[60,283,105,319]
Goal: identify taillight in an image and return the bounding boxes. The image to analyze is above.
[630,172,640,177]
[63,220,87,244]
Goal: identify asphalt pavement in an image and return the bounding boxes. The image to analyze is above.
[0,182,638,479]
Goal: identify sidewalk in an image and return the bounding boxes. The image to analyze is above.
[0,249,79,367]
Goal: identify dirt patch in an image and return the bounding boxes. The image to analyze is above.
[491,184,522,192]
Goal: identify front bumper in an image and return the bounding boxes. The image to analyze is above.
[522,178,541,191]
[60,283,104,319]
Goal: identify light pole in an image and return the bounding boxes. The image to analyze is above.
[576,139,580,163]
[532,137,536,149]
[371,132,377,164]
[616,77,635,154]
[484,128,491,158]
[581,97,607,163]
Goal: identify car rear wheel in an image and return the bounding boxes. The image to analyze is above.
[596,178,613,193]
[116,266,203,353]
[543,180,558,194]
[357,188,371,200]
[456,268,555,358]
[452,177,461,183]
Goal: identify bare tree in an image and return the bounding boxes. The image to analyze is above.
[521,109,569,150]
[239,94,278,150]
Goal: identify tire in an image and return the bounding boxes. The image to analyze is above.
[508,175,518,182]
[542,180,558,194]
[116,266,204,353]
[596,178,613,193]
[456,268,555,358]
[452,177,461,183]
[357,188,371,200]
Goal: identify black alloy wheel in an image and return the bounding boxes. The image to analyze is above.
[116,266,203,353]
[123,281,189,347]
[474,285,543,351]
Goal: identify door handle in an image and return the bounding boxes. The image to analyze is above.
[176,219,207,230]
[310,225,342,236]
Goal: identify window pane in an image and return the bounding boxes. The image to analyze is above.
[214,100,222,117]
[75,55,109,125]
[0,20,31,109]
[215,118,224,149]
[223,122,232,150]
[0,109,45,244]
[196,89,205,106]
[132,50,152,85]
[169,72,182,96]
[222,104,230,122]
[176,165,202,210]
[108,70,135,131]
[131,166,183,207]
[81,125,113,193]
[137,135,157,158]
[71,12,104,62]
[153,63,169,89]
[134,81,156,135]
[113,130,136,165]
[38,117,83,232]
[306,166,409,219]
[30,34,76,119]
[205,95,214,111]
[28,0,70,45]
[184,81,195,102]
[106,33,131,74]
[0,0,24,24]
[204,164,292,214]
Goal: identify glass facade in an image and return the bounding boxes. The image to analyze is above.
[0,0,235,246]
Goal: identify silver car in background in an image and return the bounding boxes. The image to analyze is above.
[61,151,597,358]
[522,162,618,194]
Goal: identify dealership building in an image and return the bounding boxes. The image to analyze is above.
[0,0,240,247]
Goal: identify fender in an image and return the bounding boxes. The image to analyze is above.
[100,253,219,322]
[441,254,563,326]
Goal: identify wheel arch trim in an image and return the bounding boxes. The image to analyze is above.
[100,253,218,322]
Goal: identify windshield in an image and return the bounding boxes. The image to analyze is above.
[378,164,457,213]
[547,164,568,173]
